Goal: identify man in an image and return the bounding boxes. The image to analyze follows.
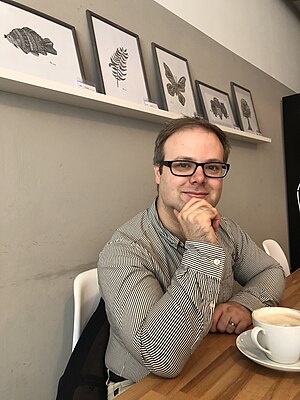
[98,117,285,394]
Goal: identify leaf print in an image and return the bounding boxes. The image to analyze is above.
[109,47,129,88]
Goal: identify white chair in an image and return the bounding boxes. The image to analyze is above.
[72,268,101,350]
[262,239,290,277]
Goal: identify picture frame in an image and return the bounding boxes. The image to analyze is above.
[0,0,85,87]
[86,10,150,105]
[195,80,238,129]
[231,82,261,134]
[152,43,198,117]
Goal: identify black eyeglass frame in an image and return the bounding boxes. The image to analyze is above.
[161,160,230,178]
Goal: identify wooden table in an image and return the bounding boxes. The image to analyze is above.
[118,268,300,400]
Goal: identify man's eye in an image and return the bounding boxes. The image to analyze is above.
[174,162,191,169]
[207,164,220,171]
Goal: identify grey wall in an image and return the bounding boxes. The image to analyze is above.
[0,1,294,399]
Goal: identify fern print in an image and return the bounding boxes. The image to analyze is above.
[109,47,129,88]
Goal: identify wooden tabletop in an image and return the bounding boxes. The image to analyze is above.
[118,268,300,400]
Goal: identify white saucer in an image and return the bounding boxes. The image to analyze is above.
[236,329,300,372]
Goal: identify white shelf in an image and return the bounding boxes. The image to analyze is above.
[0,67,271,144]
[217,124,271,143]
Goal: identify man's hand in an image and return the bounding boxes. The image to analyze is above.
[210,301,252,335]
[174,198,221,244]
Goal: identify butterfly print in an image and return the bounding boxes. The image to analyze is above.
[163,62,186,106]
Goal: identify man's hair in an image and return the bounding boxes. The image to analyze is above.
[153,117,231,168]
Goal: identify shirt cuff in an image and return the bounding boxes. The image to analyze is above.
[183,241,226,280]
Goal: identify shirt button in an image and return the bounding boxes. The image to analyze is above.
[213,258,221,266]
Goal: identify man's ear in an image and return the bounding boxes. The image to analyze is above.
[153,165,161,185]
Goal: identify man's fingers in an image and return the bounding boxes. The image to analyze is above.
[210,302,252,335]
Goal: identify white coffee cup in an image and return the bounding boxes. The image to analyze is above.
[251,306,300,364]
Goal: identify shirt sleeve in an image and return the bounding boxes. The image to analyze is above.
[221,218,286,310]
[98,238,226,378]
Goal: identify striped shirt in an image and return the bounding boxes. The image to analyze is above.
[98,200,285,382]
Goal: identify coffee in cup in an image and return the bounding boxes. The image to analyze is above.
[251,306,300,364]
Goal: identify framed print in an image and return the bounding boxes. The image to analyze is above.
[231,82,261,134]
[195,81,238,129]
[86,10,150,105]
[152,43,198,117]
[0,0,85,87]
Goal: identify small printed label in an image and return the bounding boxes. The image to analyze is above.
[144,100,159,109]
[77,79,96,92]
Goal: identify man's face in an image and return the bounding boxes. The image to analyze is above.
[154,127,225,217]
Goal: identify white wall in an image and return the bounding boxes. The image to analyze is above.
[154,0,300,92]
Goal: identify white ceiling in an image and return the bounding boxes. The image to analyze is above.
[154,0,300,92]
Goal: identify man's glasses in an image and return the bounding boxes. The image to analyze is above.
[161,160,230,178]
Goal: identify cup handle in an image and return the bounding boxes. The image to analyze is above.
[250,327,272,355]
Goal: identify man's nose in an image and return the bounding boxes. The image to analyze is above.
[189,165,206,183]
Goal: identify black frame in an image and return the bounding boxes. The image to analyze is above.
[195,80,238,129]
[231,82,261,134]
[1,0,85,84]
[86,10,150,104]
[282,94,300,269]
[152,42,198,116]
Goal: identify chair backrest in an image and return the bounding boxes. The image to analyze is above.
[72,268,101,350]
[262,239,290,277]
[57,298,109,399]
